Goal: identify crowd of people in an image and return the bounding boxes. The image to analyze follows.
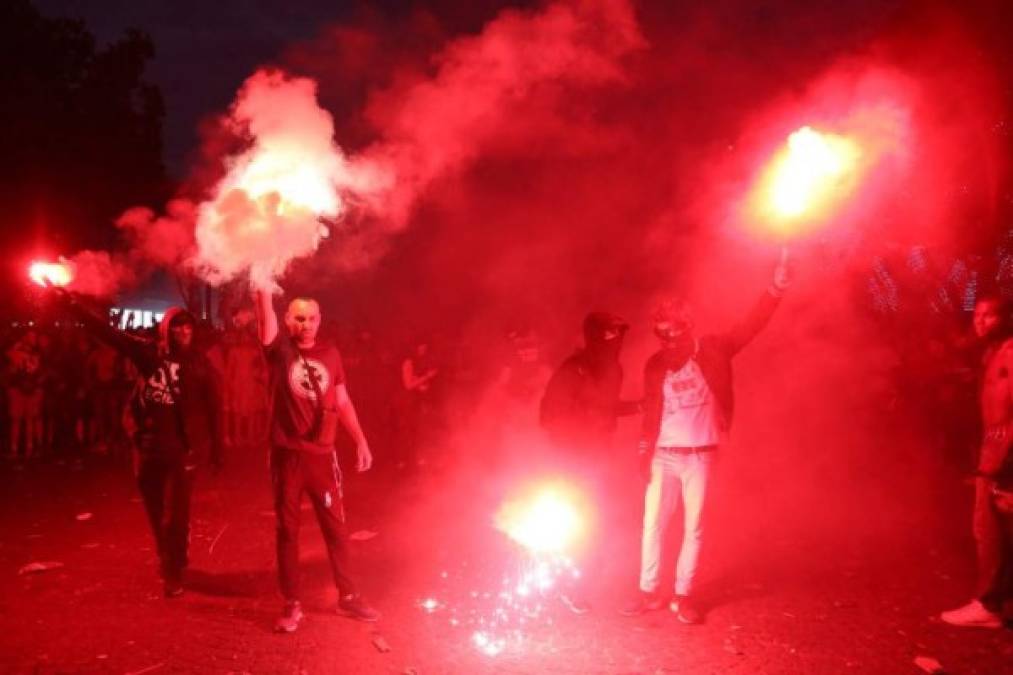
[0,301,548,472]
[1,322,138,465]
[3,256,1010,632]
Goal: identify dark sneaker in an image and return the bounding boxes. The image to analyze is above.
[560,593,591,615]
[338,594,380,622]
[164,579,184,598]
[672,595,703,624]
[275,601,304,633]
[619,591,666,616]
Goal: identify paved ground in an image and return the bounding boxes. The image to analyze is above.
[1,449,1010,675]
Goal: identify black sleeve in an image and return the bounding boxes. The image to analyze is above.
[540,360,579,432]
[63,294,155,372]
[720,291,782,357]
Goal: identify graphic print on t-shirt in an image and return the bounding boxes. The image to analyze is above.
[144,361,180,406]
[288,357,330,400]
[662,360,710,413]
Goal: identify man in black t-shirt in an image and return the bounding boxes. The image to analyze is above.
[255,291,378,632]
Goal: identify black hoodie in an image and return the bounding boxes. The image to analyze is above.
[539,312,630,451]
[68,300,220,463]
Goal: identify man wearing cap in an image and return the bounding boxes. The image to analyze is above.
[621,254,790,624]
[255,291,379,632]
[55,293,221,598]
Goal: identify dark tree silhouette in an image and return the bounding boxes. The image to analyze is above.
[0,0,167,310]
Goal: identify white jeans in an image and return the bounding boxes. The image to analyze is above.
[638,448,715,596]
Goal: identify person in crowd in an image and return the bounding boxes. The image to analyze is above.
[86,338,121,455]
[218,305,269,451]
[69,332,94,457]
[254,290,379,632]
[941,294,1013,628]
[540,311,640,614]
[500,329,553,411]
[398,338,441,468]
[55,291,221,597]
[621,253,790,624]
[343,327,391,458]
[6,329,45,462]
[36,330,61,457]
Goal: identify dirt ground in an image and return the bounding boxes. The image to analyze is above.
[1,450,1010,675]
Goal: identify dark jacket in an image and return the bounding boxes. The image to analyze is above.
[541,350,625,450]
[640,291,781,450]
[68,300,221,464]
[540,312,636,452]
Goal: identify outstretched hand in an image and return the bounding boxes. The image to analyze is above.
[40,281,74,306]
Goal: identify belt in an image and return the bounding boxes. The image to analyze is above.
[656,445,717,454]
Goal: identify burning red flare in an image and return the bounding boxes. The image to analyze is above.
[29,260,73,287]
[494,481,588,555]
[749,125,862,236]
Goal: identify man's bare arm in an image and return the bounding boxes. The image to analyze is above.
[335,383,372,471]
[254,290,279,346]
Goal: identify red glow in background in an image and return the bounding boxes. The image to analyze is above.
[4,0,1013,669]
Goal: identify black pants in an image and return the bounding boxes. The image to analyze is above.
[137,456,194,581]
[271,447,355,602]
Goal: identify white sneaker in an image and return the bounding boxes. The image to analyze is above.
[940,599,1002,628]
[274,601,304,633]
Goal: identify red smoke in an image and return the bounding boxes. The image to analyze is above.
[354,0,645,229]
[189,69,385,291]
[43,0,1008,318]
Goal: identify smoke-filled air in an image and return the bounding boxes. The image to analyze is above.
[11,0,1013,671]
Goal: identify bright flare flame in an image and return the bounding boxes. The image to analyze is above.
[191,69,384,292]
[29,260,73,287]
[494,482,586,555]
[752,125,861,233]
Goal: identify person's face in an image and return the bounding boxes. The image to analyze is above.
[602,326,622,342]
[285,299,321,346]
[169,319,194,349]
[654,300,695,345]
[974,299,1002,339]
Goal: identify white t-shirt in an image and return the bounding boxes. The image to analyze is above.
[656,358,721,448]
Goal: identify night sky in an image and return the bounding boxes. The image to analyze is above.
[32,0,536,173]
[22,0,1013,331]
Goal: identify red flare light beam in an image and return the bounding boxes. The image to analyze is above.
[749,125,863,237]
[494,481,588,556]
[29,260,73,287]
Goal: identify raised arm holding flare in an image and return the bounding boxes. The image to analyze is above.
[50,288,220,599]
[254,289,379,633]
[621,251,791,624]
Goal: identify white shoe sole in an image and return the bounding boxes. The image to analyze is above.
[940,613,1001,628]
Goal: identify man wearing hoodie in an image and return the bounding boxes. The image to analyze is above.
[254,291,379,633]
[540,311,640,613]
[541,312,634,452]
[56,293,221,597]
[621,254,790,624]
